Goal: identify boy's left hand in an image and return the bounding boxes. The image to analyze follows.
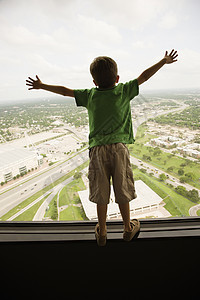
[164,49,178,64]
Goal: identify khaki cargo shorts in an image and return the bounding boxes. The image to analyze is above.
[88,143,137,205]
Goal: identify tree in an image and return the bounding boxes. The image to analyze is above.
[132,164,138,169]
[185,172,195,181]
[159,173,167,181]
[142,154,152,161]
[175,186,200,203]
[180,163,186,167]
[153,147,162,156]
[188,189,200,203]
[178,169,184,176]
[51,200,58,220]
[73,171,82,180]
[175,186,187,197]
[167,166,174,172]
[180,176,187,183]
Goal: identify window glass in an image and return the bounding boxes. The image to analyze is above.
[0,1,199,222]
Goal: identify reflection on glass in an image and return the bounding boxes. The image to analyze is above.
[0,93,199,221]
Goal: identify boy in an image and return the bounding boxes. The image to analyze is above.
[26,49,178,246]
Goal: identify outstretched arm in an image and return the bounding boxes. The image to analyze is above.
[26,75,74,97]
[137,49,178,85]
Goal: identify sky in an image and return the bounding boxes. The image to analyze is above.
[0,0,200,102]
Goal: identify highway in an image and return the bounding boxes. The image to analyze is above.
[0,149,89,218]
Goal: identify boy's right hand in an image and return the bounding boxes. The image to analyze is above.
[26,75,42,90]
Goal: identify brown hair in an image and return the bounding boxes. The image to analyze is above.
[90,56,118,88]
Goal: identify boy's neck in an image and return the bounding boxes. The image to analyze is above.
[97,84,116,90]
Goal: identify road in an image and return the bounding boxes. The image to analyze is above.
[0,149,89,218]
[7,190,52,221]
[189,204,200,216]
[33,176,73,221]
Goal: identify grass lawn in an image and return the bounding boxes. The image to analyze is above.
[13,196,48,221]
[59,177,85,206]
[44,193,58,219]
[59,177,88,220]
[60,206,86,220]
[129,124,200,189]
[133,168,196,217]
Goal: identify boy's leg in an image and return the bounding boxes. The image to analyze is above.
[97,204,107,236]
[118,202,132,232]
[111,143,137,232]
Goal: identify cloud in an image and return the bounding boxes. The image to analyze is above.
[0,24,54,48]
[77,14,122,45]
[176,48,200,74]
[159,12,178,29]
[132,40,154,49]
[86,0,167,31]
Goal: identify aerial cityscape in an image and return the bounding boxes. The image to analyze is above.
[0,90,200,221]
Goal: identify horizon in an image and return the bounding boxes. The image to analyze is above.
[0,86,200,106]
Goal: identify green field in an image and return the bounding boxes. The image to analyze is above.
[59,177,88,220]
[129,124,200,189]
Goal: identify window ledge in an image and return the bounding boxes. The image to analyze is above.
[0,217,200,242]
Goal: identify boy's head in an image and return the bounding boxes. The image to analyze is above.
[90,56,119,89]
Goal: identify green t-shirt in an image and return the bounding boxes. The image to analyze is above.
[74,79,139,148]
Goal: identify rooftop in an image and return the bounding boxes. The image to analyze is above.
[0,148,37,170]
[78,180,168,220]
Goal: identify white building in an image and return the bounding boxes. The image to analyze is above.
[78,180,170,220]
[0,148,42,183]
[151,136,185,149]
